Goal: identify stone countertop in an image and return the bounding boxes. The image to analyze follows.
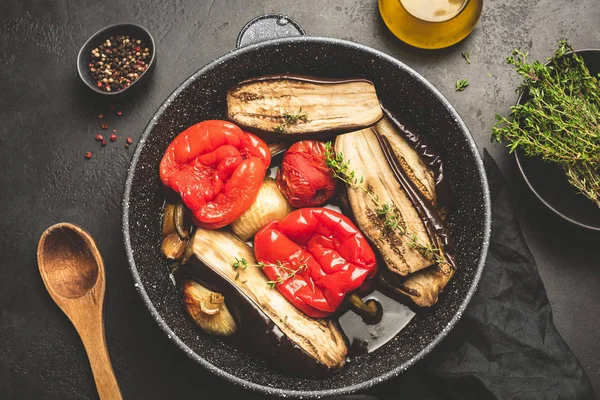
[0,0,598,398]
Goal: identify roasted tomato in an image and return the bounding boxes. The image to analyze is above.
[276,140,337,208]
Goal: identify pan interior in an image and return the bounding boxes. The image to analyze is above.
[123,37,489,397]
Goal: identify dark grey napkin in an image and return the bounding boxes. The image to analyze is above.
[335,151,594,400]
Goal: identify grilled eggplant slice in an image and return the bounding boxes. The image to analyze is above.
[372,117,437,206]
[185,227,347,376]
[227,75,383,139]
[381,106,452,209]
[335,117,457,307]
[335,128,438,276]
[384,260,455,307]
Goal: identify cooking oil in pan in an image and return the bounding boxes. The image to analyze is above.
[338,290,415,357]
[379,0,483,49]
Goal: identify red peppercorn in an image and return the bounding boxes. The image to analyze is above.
[95,134,104,141]
[101,123,109,130]
[101,140,107,146]
[126,137,133,144]
[113,129,117,132]
[97,81,102,88]
[110,134,117,142]
[117,110,123,116]
[98,113,104,119]
[85,152,92,159]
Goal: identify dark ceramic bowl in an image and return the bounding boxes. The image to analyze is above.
[122,35,491,398]
[77,23,156,96]
[514,49,600,231]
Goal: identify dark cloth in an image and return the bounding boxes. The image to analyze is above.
[336,151,594,400]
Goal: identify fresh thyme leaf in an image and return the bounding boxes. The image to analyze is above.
[274,107,308,132]
[232,257,263,271]
[283,107,308,125]
[492,39,600,207]
[409,233,419,249]
[461,52,471,64]
[456,79,469,91]
[375,202,391,216]
[232,257,243,269]
[266,281,276,289]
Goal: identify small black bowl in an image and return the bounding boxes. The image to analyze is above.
[514,49,600,231]
[77,23,156,96]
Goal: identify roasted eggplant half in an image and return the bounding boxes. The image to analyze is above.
[184,227,348,376]
[382,260,455,308]
[335,127,441,276]
[372,117,437,206]
[335,118,456,307]
[227,75,383,139]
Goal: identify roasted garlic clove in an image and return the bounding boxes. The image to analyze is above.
[161,233,187,260]
[182,280,237,336]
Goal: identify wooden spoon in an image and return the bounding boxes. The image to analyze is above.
[37,223,123,400]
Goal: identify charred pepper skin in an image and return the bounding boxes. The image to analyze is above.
[159,120,271,229]
[253,208,378,318]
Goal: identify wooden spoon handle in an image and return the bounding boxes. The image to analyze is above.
[77,319,123,400]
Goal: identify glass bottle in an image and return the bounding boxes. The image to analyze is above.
[378,0,483,50]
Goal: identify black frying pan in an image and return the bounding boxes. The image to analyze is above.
[123,14,491,398]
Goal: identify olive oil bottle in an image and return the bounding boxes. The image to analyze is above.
[379,0,483,49]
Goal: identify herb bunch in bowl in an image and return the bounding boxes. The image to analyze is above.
[493,40,600,208]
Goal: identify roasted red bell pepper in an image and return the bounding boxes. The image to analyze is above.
[276,140,337,207]
[253,208,377,318]
[159,120,271,229]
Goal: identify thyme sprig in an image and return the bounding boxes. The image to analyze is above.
[324,142,443,264]
[266,261,308,289]
[274,107,308,132]
[232,257,264,270]
[231,257,307,288]
[493,40,600,207]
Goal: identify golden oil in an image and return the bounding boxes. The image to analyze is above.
[378,0,483,49]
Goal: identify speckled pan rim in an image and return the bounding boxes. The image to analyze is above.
[122,36,491,399]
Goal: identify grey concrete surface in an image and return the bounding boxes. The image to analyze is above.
[1,0,598,397]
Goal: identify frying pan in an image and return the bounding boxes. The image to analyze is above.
[123,14,491,398]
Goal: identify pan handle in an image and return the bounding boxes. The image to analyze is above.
[236,14,305,48]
